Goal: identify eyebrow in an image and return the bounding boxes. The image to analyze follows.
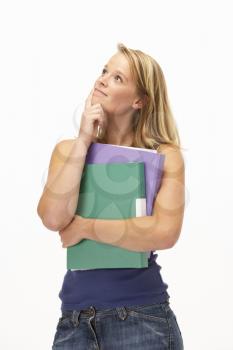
[104,64,128,81]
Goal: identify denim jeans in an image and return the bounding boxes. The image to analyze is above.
[51,300,184,349]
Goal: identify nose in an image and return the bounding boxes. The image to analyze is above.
[98,73,108,86]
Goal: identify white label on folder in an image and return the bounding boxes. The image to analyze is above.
[136,198,147,217]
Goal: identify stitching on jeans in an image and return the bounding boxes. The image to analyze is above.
[125,301,169,312]
[61,302,170,320]
[127,310,168,323]
[160,303,172,349]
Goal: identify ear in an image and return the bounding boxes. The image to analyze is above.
[132,94,148,110]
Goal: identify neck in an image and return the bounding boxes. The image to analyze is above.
[105,130,134,146]
[104,113,135,146]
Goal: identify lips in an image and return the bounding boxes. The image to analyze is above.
[94,88,107,96]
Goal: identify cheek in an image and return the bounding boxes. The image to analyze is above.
[104,98,133,116]
[108,90,132,105]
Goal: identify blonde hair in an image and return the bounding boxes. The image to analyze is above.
[97,43,184,152]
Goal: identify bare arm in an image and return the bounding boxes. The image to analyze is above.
[83,215,170,252]
[37,138,89,231]
[59,145,185,251]
[37,88,107,231]
[85,145,185,251]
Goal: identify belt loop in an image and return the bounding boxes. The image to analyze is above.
[116,307,128,320]
[161,300,170,314]
[89,306,96,316]
[71,310,81,327]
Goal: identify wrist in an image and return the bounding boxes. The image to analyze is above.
[77,131,92,147]
[79,215,95,240]
[74,136,90,155]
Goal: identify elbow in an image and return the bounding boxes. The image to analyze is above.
[37,212,61,231]
[41,216,62,231]
[152,227,181,251]
[37,207,72,232]
[43,216,72,231]
[37,198,74,231]
[166,230,182,249]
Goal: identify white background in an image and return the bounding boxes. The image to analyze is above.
[0,0,232,349]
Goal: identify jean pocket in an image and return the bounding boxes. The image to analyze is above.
[52,316,75,349]
[173,315,183,337]
[57,315,73,329]
[126,303,168,323]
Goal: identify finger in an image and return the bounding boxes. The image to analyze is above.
[85,88,95,108]
[87,105,103,113]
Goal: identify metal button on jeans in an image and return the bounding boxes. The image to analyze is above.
[81,306,95,316]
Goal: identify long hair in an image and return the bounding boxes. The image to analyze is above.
[97,43,184,152]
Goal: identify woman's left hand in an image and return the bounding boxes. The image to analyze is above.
[59,215,92,248]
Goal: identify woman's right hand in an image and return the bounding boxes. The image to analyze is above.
[78,88,107,148]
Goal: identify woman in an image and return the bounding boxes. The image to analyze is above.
[37,43,185,349]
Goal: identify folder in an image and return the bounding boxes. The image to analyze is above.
[67,142,165,270]
[67,161,147,270]
[85,143,165,217]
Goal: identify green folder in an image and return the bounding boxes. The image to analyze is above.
[67,162,148,270]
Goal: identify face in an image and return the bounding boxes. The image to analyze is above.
[92,52,143,117]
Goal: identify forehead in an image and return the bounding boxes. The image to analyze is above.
[105,52,131,79]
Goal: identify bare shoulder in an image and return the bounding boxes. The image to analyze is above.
[48,138,78,167]
[56,138,77,149]
[157,144,185,180]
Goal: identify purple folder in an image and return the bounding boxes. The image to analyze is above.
[85,142,165,258]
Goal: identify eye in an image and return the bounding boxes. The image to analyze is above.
[114,75,122,82]
[101,69,122,82]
